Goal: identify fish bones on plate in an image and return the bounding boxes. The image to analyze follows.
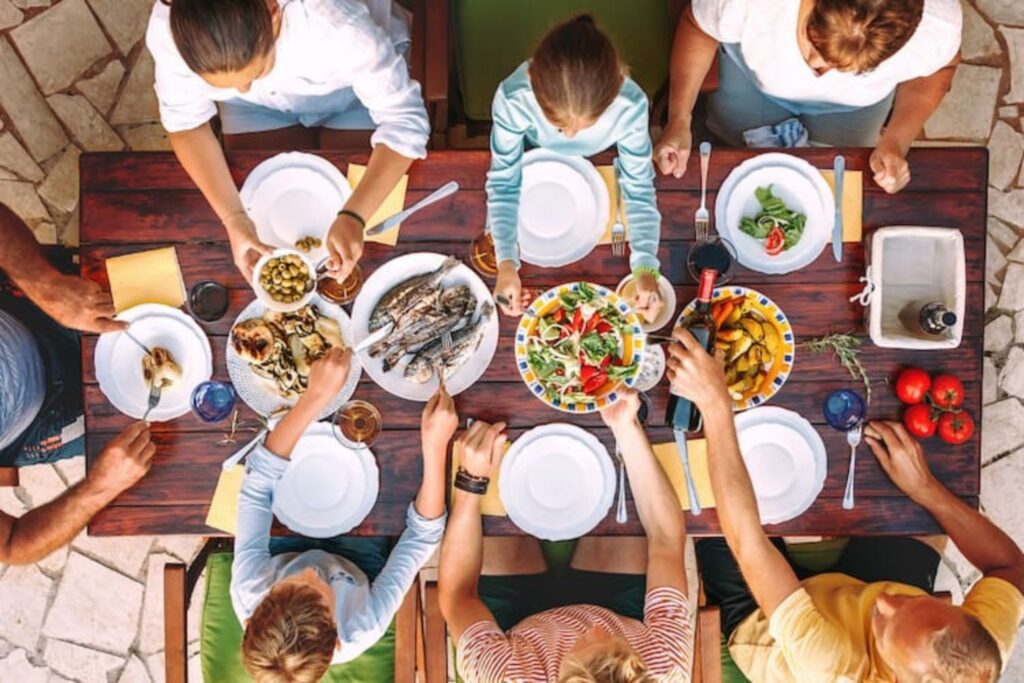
[369,284,476,371]
[369,254,459,332]
[405,302,494,383]
[231,304,345,399]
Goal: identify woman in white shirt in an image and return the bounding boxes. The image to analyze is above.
[655,0,961,194]
[146,0,430,283]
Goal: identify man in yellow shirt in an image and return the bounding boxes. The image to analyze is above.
[667,329,1024,682]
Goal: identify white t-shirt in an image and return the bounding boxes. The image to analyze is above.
[146,0,429,159]
[692,0,962,108]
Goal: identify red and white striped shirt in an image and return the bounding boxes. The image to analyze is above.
[456,587,692,682]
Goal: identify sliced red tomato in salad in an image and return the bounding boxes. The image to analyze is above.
[583,371,608,394]
[764,226,785,256]
[584,311,602,333]
[551,308,565,324]
[572,308,583,333]
[596,321,613,333]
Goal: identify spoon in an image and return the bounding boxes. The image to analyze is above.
[842,423,863,510]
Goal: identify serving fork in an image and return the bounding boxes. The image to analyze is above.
[142,383,162,422]
[610,159,626,257]
[695,142,712,241]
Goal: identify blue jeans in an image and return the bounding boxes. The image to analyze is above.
[268,536,390,582]
[708,46,895,148]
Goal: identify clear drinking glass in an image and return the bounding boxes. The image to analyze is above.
[686,236,738,285]
[332,400,382,449]
[191,381,236,422]
[187,280,230,322]
[822,389,866,431]
[469,229,498,278]
[317,264,364,305]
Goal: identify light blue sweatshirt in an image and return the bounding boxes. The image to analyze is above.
[486,62,661,274]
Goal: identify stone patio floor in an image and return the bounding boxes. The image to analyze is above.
[1,0,1024,680]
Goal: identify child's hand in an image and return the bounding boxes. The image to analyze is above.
[632,272,664,323]
[422,382,458,457]
[305,347,352,403]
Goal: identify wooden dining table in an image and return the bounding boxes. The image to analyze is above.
[79,147,986,538]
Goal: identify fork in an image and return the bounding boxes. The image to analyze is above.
[142,383,162,421]
[695,142,712,241]
[842,423,863,510]
[611,158,626,257]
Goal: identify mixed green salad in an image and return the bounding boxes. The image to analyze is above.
[526,282,638,404]
[738,185,807,256]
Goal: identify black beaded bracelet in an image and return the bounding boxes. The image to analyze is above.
[455,467,490,495]
[337,208,366,228]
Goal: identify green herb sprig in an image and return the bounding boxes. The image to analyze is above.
[800,332,874,404]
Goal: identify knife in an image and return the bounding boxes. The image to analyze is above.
[832,155,845,262]
[673,427,702,516]
[354,323,393,353]
[364,181,460,237]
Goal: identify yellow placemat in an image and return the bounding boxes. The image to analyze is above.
[105,246,186,313]
[819,170,862,243]
[596,165,628,245]
[450,440,509,517]
[652,440,716,510]
[346,164,408,246]
[205,464,244,534]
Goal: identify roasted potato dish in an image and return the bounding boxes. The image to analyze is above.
[710,294,783,401]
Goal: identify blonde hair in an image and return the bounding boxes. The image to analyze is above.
[240,582,337,683]
[925,615,1002,683]
[559,638,655,683]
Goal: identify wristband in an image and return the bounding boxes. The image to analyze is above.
[632,265,661,279]
[337,209,366,229]
[454,467,490,495]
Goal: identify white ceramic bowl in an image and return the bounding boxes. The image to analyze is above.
[616,273,678,332]
[251,248,317,313]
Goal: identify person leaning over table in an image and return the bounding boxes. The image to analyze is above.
[232,346,452,682]
[146,0,429,284]
[0,203,155,564]
[489,15,664,323]
[665,327,1024,682]
[439,394,693,683]
[655,0,961,194]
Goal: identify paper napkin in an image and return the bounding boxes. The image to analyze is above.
[596,165,628,245]
[346,164,408,246]
[819,170,863,243]
[205,464,244,534]
[651,440,716,510]
[450,440,509,517]
[105,246,186,313]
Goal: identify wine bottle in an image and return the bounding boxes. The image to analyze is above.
[667,268,719,432]
[899,300,957,336]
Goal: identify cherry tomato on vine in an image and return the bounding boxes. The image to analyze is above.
[894,367,931,405]
[929,375,965,410]
[937,410,974,445]
[903,403,937,438]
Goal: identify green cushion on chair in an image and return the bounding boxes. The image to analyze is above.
[720,633,751,683]
[453,0,673,122]
[201,551,396,683]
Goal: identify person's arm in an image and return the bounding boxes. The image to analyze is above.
[667,328,800,616]
[654,7,719,178]
[869,56,958,194]
[0,422,153,565]
[0,204,124,333]
[600,391,686,592]
[438,421,508,642]
[864,420,1024,591]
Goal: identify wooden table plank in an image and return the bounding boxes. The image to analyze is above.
[80,148,987,537]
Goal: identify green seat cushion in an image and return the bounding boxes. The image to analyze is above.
[453,0,672,121]
[201,552,396,683]
[720,633,751,683]
[785,538,849,573]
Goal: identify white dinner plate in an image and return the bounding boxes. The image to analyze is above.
[499,423,615,540]
[518,150,609,267]
[240,152,352,264]
[225,293,362,418]
[733,407,827,524]
[272,423,379,537]
[350,252,499,402]
[94,304,213,421]
[715,153,834,275]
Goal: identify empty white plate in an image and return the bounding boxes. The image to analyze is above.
[734,407,827,524]
[272,423,379,538]
[240,152,352,264]
[500,423,615,540]
[517,150,609,267]
[94,304,213,421]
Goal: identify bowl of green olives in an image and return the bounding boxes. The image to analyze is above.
[252,249,317,312]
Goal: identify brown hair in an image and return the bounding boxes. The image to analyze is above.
[240,583,337,683]
[558,639,655,683]
[164,0,276,75]
[806,0,924,74]
[529,15,625,127]
[926,615,1002,683]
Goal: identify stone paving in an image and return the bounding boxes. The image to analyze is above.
[0,0,1022,680]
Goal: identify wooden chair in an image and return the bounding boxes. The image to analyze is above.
[163,539,425,683]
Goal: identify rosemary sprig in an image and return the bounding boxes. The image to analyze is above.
[218,410,269,447]
[800,332,873,404]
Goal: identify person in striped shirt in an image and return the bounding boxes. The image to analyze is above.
[439,390,693,682]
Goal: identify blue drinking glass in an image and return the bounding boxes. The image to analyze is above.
[191,381,236,423]
[823,389,866,431]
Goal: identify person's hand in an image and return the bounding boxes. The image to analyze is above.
[89,421,155,493]
[325,212,365,283]
[869,140,911,194]
[665,327,730,411]
[863,420,940,502]
[654,117,693,178]
[422,382,458,457]
[36,275,126,333]
[456,420,507,479]
[224,212,273,282]
[600,389,642,433]
[631,272,664,324]
[494,261,530,317]
[304,347,352,403]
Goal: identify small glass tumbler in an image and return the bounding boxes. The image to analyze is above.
[188,280,230,322]
[332,400,382,450]
[469,229,499,278]
[823,389,866,431]
[686,236,738,285]
[191,381,236,423]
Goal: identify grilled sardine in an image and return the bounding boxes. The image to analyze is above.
[369,255,459,331]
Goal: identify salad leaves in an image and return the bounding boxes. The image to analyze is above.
[738,185,806,254]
